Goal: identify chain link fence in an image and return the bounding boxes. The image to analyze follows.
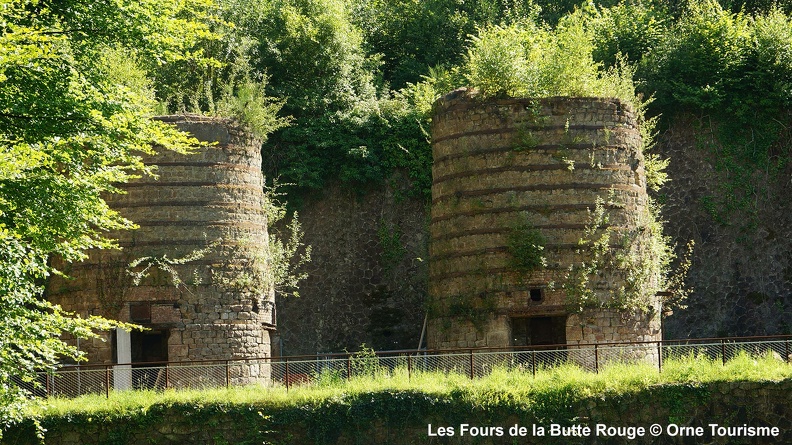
[17,335,792,398]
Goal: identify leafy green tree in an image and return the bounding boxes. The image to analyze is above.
[151,0,288,139]
[249,0,378,116]
[460,10,637,103]
[244,0,435,199]
[0,0,215,430]
[590,1,670,68]
[351,0,541,89]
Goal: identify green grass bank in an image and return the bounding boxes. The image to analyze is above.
[4,354,792,444]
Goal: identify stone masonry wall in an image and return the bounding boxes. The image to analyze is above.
[274,179,428,356]
[427,89,661,350]
[657,116,792,338]
[47,116,274,381]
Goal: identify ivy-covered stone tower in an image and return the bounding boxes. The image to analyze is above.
[427,88,662,351]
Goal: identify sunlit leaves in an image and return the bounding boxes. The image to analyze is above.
[0,0,213,431]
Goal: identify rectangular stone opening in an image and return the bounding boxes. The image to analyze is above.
[130,329,169,390]
[129,302,151,323]
[511,315,568,367]
[511,315,567,347]
[131,329,169,363]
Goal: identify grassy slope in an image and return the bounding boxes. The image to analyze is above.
[27,353,792,415]
[8,353,792,444]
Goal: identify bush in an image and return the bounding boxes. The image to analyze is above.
[460,8,641,107]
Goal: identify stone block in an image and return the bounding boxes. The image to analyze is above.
[151,304,181,324]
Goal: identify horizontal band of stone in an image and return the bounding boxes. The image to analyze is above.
[432,94,630,113]
[431,243,628,261]
[433,143,632,164]
[432,163,634,184]
[61,257,258,272]
[113,239,257,248]
[431,224,595,241]
[431,183,643,205]
[109,200,262,211]
[428,266,569,281]
[144,161,262,174]
[116,182,262,190]
[430,203,634,223]
[432,124,618,145]
[126,220,265,229]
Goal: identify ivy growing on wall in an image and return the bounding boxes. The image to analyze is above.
[561,196,693,314]
[506,220,547,274]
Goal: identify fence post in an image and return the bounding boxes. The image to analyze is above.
[285,358,290,392]
[657,341,663,373]
[45,372,51,398]
[347,355,351,381]
[721,339,726,366]
[786,340,789,364]
[105,366,110,399]
[225,360,230,388]
[531,351,536,378]
[469,349,474,379]
[594,344,599,374]
[165,363,170,389]
[407,354,412,380]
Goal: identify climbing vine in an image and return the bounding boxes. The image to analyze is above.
[506,220,547,274]
[561,196,692,314]
[377,219,407,272]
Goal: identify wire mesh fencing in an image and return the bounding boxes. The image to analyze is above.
[23,335,792,398]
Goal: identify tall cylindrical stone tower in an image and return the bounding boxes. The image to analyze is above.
[428,89,661,350]
[48,115,273,382]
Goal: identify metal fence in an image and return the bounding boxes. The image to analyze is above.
[18,335,792,399]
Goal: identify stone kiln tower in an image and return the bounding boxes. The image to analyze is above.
[427,89,661,350]
[48,116,273,380]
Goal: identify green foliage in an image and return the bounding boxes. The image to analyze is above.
[642,1,751,111]
[250,0,378,115]
[262,183,312,298]
[195,0,792,219]
[506,220,547,273]
[561,196,687,313]
[351,0,541,90]
[461,10,640,107]
[0,0,217,432]
[349,344,382,377]
[264,88,433,200]
[151,0,289,140]
[9,353,792,443]
[377,220,407,270]
[217,181,312,299]
[213,0,438,201]
[127,240,220,291]
[590,0,670,68]
[635,3,792,223]
[430,291,499,331]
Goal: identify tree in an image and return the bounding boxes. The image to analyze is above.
[0,0,215,429]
